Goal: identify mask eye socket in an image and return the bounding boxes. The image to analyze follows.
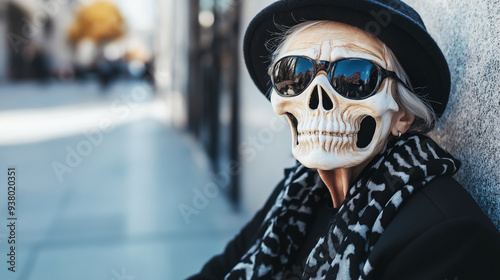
[330,59,380,99]
[272,57,314,96]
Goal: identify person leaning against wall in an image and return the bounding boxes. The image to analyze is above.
[189,0,500,279]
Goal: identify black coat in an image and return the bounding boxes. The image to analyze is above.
[188,175,500,279]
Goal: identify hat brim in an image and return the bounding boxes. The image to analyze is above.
[243,0,450,117]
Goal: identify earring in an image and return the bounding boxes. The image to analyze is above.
[398,131,402,138]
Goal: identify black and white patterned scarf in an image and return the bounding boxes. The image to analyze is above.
[225,133,460,279]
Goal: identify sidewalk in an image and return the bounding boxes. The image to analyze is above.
[0,81,248,280]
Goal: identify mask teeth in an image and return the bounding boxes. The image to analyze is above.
[342,135,349,150]
[319,133,325,148]
[295,114,361,152]
[296,130,357,152]
[297,130,357,137]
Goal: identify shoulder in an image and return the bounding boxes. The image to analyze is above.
[393,175,496,228]
[370,175,500,279]
[380,175,499,241]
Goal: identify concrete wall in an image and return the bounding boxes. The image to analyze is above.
[405,0,500,230]
[239,0,500,230]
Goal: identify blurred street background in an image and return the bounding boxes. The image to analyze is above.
[0,0,295,279]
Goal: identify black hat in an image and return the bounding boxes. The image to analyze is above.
[243,0,450,117]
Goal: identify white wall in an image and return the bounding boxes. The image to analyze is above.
[154,0,189,128]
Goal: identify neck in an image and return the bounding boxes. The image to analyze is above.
[318,169,350,208]
[317,162,369,208]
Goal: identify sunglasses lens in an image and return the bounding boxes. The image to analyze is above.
[331,59,379,99]
[273,57,314,96]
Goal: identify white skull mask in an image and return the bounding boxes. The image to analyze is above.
[271,22,400,170]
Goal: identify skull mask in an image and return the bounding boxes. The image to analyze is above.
[271,22,400,170]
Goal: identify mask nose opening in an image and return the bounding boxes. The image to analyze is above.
[309,86,319,109]
[321,87,333,110]
[310,85,333,110]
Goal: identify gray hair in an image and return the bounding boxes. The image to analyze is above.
[268,20,437,133]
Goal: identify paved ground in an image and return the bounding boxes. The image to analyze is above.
[0,80,248,280]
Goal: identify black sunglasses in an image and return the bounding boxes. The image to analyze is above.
[270,56,413,99]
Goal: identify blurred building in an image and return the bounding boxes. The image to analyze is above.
[156,0,294,214]
[0,0,156,83]
[156,0,246,208]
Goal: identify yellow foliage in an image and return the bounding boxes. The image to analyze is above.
[68,0,125,43]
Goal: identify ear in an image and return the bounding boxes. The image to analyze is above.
[391,111,415,137]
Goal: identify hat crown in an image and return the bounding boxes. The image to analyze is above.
[272,0,427,30]
[367,0,426,28]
